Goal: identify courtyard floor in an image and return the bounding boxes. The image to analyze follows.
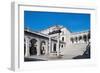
[24,54,76,62]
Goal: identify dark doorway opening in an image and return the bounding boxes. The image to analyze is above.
[53,43,56,52]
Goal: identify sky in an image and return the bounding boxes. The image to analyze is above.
[24,11,90,32]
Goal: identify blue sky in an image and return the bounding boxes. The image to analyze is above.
[24,11,90,32]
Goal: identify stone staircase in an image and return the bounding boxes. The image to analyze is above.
[61,43,88,58]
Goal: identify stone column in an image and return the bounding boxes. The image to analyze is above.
[45,41,48,55]
[82,36,84,43]
[49,36,51,54]
[74,38,76,44]
[52,42,54,53]
[86,35,88,43]
[57,33,60,56]
[25,36,30,57]
[77,37,79,43]
[37,39,40,56]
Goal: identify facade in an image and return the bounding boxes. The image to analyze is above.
[24,25,90,59]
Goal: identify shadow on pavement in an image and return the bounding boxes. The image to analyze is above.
[24,57,46,62]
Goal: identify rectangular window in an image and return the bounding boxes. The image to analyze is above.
[62,37,64,41]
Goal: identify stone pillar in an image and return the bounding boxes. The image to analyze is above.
[45,41,48,55]
[49,37,51,54]
[78,37,79,43]
[86,35,88,43]
[25,36,30,57]
[37,39,40,56]
[82,36,84,43]
[52,42,54,52]
[57,33,60,56]
[74,38,76,44]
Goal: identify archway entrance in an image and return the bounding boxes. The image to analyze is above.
[30,39,37,56]
[40,41,46,55]
[83,35,87,43]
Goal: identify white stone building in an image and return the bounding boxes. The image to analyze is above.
[24,25,90,58]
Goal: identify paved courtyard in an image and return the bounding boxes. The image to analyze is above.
[24,54,76,62]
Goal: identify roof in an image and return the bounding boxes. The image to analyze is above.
[71,30,89,35]
[24,28,49,38]
[24,29,66,44]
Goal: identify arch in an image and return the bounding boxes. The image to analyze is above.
[70,37,74,43]
[29,38,37,55]
[83,35,87,42]
[79,36,82,41]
